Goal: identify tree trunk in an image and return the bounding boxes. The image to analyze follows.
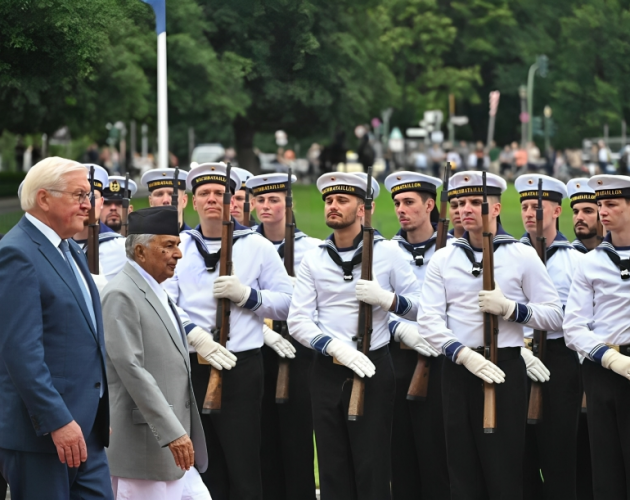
[233,116,260,174]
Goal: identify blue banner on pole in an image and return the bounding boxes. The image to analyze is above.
[141,0,166,35]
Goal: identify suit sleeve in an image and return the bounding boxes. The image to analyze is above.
[102,290,187,447]
[0,246,73,435]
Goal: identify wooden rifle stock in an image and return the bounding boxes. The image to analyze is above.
[481,172,498,433]
[87,166,100,274]
[275,169,295,404]
[407,162,452,401]
[348,167,374,421]
[527,178,548,424]
[203,163,234,414]
[244,183,251,227]
[120,173,130,237]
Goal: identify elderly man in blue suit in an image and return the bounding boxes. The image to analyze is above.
[0,157,113,499]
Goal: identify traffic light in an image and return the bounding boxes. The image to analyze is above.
[537,55,549,77]
[532,116,544,137]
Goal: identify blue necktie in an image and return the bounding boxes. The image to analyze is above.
[59,239,96,330]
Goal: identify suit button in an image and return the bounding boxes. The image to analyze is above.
[94,383,101,389]
[185,401,190,408]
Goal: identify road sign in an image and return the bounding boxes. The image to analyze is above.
[489,91,501,117]
[431,131,444,143]
[275,130,288,146]
[424,110,444,124]
[520,112,530,123]
[450,116,469,126]
[406,128,427,138]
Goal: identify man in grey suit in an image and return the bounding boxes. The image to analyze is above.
[102,206,236,499]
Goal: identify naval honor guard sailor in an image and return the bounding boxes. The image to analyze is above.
[100,176,137,233]
[567,178,601,254]
[141,168,191,232]
[417,171,563,499]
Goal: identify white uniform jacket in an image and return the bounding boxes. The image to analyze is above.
[76,222,126,281]
[563,235,630,363]
[254,224,322,270]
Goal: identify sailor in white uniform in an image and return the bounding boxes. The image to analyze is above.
[564,174,630,499]
[141,168,191,232]
[246,172,321,500]
[100,175,137,233]
[72,164,126,282]
[567,178,601,254]
[514,174,583,500]
[383,171,449,500]
[417,171,563,499]
[231,167,256,226]
[163,163,293,500]
[287,172,422,500]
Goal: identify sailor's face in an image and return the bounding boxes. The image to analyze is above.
[520,199,559,234]
[572,202,598,240]
[101,200,122,230]
[598,198,630,233]
[193,183,225,221]
[230,189,247,223]
[324,194,364,230]
[149,187,187,218]
[449,199,462,229]
[458,196,483,231]
[393,192,430,232]
[256,192,285,225]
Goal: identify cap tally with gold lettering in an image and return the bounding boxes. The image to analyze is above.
[448,171,507,198]
[128,206,180,236]
[246,173,297,196]
[588,174,630,200]
[514,174,567,203]
[566,178,597,207]
[384,171,442,199]
[232,167,254,191]
[352,172,380,200]
[141,168,189,192]
[186,162,240,194]
[316,172,377,201]
[103,176,138,201]
[83,164,109,193]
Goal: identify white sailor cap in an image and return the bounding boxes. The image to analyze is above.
[187,162,240,194]
[384,171,442,199]
[103,176,138,200]
[316,172,380,200]
[566,178,597,207]
[514,174,567,203]
[232,167,254,190]
[246,173,297,196]
[141,168,189,192]
[448,171,507,198]
[353,173,380,200]
[588,174,630,200]
[83,164,109,193]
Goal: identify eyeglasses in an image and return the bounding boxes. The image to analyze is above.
[47,190,93,204]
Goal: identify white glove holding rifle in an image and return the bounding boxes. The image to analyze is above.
[213,275,251,307]
[456,347,505,384]
[602,349,630,380]
[478,282,516,320]
[187,327,237,370]
[355,279,396,311]
[521,347,550,382]
[263,324,296,359]
[394,322,440,357]
[326,339,375,378]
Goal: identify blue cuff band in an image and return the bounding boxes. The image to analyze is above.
[444,340,464,362]
[242,288,262,311]
[184,323,197,334]
[394,295,412,316]
[311,334,334,355]
[389,321,400,336]
[512,303,532,324]
[591,344,609,364]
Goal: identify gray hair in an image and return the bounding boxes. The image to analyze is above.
[21,157,87,211]
[125,234,156,261]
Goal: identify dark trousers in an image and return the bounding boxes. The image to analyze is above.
[0,426,113,500]
[0,475,6,499]
[583,359,630,499]
[190,350,264,500]
[524,338,581,500]
[390,342,450,500]
[442,348,527,500]
[577,408,593,500]
[260,341,316,500]
[312,345,395,500]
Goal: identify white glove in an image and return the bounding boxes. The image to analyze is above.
[263,324,296,359]
[456,347,505,384]
[290,276,296,288]
[325,339,375,378]
[187,326,237,370]
[478,282,516,320]
[213,275,251,306]
[394,323,440,357]
[355,279,395,311]
[602,349,630,380]
[521,347,550,382]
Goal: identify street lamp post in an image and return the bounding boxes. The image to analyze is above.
[519,85,528,148]
[544,106,552,152]
[527,55,548,144]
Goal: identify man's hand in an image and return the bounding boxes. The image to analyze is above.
[325,339,376,378]
[168,434,194,471]
[51,420,87,468]
[521,347,550,382]
[187,326,237,370]
[355,279,396,311]
[602,349,630,380]
[213,275,251,306]
[263,324,296,358]
[478,282,516,320]
[456,347,505,384]
[394,323,440,357]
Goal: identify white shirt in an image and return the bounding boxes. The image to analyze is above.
[417,235,564,359]
[253,225,322,270]
[563,240,630,362]
[75,224,127,281]
[164,227,292,353]
[288,236,421,353]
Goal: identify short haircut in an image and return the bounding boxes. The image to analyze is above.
[125,234,156,260]
[21,157,86,211]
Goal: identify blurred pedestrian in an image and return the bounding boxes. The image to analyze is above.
[526,141,541,172]
[429,143,444,177]
[414,146,428,172]
[489,140,501,174]
[514,141,528,175]
[474,141,485,170]
[597,140,610,173]
[499,145,514,178]
[446,148,462,171]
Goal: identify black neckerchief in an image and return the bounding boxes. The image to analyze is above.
[185,220,254,273]
[520,231,573,262]
[393,226,438,267]
[452,225,518,277]
[597,233,630,280]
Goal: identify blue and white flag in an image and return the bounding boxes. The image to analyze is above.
[141,0,166,35]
